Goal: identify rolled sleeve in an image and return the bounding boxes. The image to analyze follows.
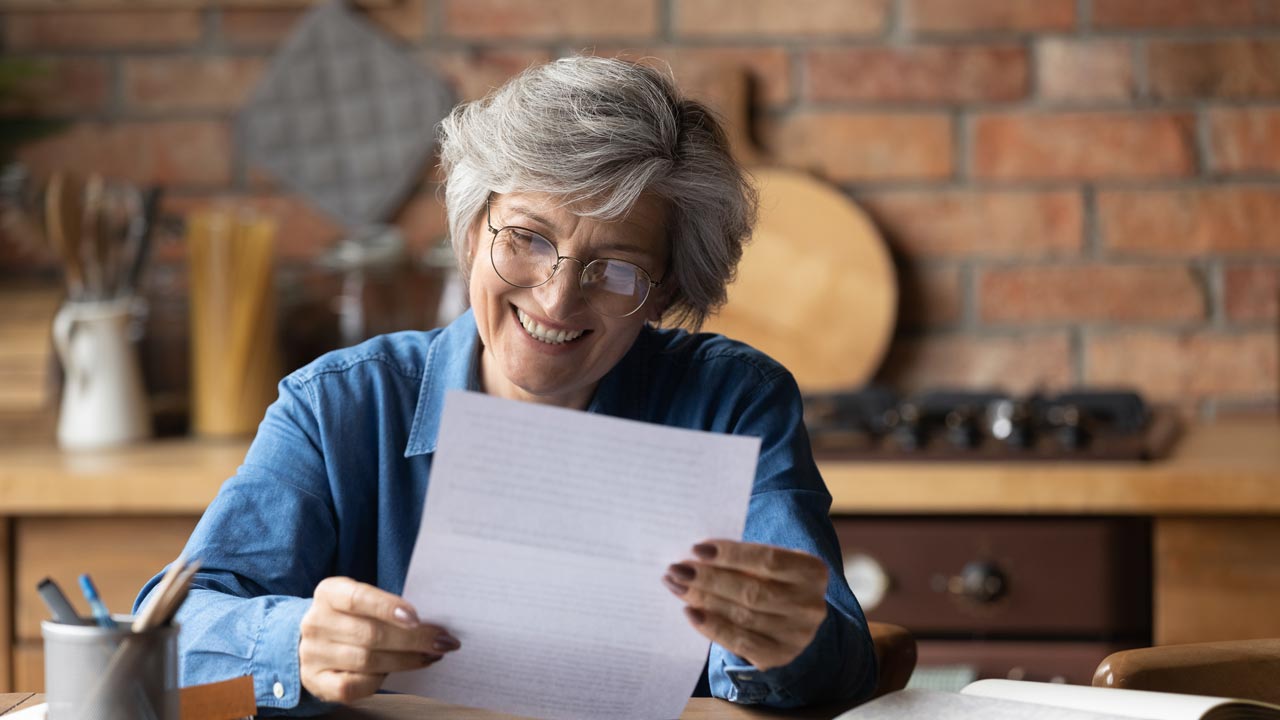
[705,370,878,707]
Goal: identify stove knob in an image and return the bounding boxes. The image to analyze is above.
[945,409,981,449]
[1049,404,1091,450]
[885,403,927,450]
[988,399,1036,449]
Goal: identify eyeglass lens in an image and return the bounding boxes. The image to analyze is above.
[490,228,651,317]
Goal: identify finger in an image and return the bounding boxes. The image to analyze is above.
[301,639,442,675]
[308,670,386,705]
[304,611,461,654]
[668,563,803,614]
[315,576,420,629]
[692,540,828,586]
[682,607,789,672]
[667,577,798,637]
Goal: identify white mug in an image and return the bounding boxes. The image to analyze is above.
[52,298,151,449]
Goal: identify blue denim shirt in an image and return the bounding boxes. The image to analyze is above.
[135,309,877,716]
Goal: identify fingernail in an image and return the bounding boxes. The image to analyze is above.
[433,633,461,652]
[669,563,696,582]
[685,607,707,625]
[393,606,420,628]
[662,574,688,596]
[693,543,717,560]
[421,653,442,665]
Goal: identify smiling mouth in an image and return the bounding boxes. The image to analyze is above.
[514,306,591,345]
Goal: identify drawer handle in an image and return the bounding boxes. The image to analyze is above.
[945,561,1008,604]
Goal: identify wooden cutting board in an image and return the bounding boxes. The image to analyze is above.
[694,68,897,391]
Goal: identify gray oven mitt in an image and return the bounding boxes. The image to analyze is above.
[238,0,453,228]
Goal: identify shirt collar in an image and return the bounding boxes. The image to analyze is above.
[404,309,480,457]
[403,311,656,457]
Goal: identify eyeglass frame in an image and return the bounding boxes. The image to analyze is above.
[485,196,665,319]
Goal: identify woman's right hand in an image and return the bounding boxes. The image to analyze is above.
[299,576,461,704]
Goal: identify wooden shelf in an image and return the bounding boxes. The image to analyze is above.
[0,421,1277,517]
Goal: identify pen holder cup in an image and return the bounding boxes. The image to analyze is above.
[42,616,179,720]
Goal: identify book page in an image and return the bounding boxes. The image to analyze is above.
[384,390,760,720]
[964,680,1280,720]
[836,689,1130,720]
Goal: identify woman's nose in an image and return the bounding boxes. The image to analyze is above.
[532,260,585,319]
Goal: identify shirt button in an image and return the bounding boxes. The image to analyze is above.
[273,681,285,699]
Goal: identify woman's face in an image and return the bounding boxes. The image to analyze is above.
[468,191,670,410]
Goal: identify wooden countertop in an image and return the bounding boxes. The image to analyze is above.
[0,422,1277,516]
[0,693,835,719]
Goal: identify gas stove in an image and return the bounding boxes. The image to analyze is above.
[804,388,1180,461]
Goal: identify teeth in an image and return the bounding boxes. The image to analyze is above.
[517,308,585,345]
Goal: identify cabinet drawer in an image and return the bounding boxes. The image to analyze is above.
[833,517,1151,636]
[916,640,1138,686]
[15,517,198,641]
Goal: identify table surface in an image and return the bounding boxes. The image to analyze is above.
[0,693,838,719]
[1,421,1278,515]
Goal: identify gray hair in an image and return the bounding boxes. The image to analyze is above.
[438,56,758,330]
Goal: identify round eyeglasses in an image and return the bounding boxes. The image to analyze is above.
[486,202,663,318]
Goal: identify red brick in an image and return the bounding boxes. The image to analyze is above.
[1086,330,1278,402]
[769,112,952,181]
[898,266,964,329]
[444,0,658,40]
[979,264,1205,323]
[15,121,232,187]
[903,0,1076,33]
[159,194,342,263]
[1098,188,1280,256]
[1209,108,1280,174]
[3,10,202,51]
[806,45,1027,103]
[1093,0,1279,28]
[365,0,428,42]
[1214,401,1280,419]
[221,3,425,46]
[860,191,1082,259]
[219,8,304,47]
[424,48,555,103]
[122,57,266,113]
[1148,40,1280,100]
[0,57,111,116]
[876,332,1073,393]
[675,0,888,37]
[1037,39,1135,103]
[972,112,1196,180]
[1224,265,1280,322]
[594,47,792,107]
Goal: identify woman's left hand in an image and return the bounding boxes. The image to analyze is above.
[663,539,828,671]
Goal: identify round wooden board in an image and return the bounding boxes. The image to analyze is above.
[702,167,897,391]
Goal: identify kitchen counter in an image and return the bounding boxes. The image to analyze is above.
[1,422,1276,515]
[2,421,1278,692]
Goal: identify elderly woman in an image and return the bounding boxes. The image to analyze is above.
[137,56,876,715]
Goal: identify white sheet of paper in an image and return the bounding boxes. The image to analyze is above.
[384,390,760,720]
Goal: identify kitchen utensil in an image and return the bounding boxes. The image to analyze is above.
[237,0,453,228]
[187,208,282,437]
[51,296,151,449]
[696,67,897,391]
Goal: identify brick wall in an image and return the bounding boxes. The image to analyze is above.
[2,0,1277,418]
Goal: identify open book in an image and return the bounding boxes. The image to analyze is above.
[837,679,1280,720]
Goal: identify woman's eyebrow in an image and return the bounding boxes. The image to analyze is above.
[501,204,655,258]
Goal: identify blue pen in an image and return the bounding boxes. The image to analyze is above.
[78,573,116,629]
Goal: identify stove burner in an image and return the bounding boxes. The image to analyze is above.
[804,388,1180,461]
